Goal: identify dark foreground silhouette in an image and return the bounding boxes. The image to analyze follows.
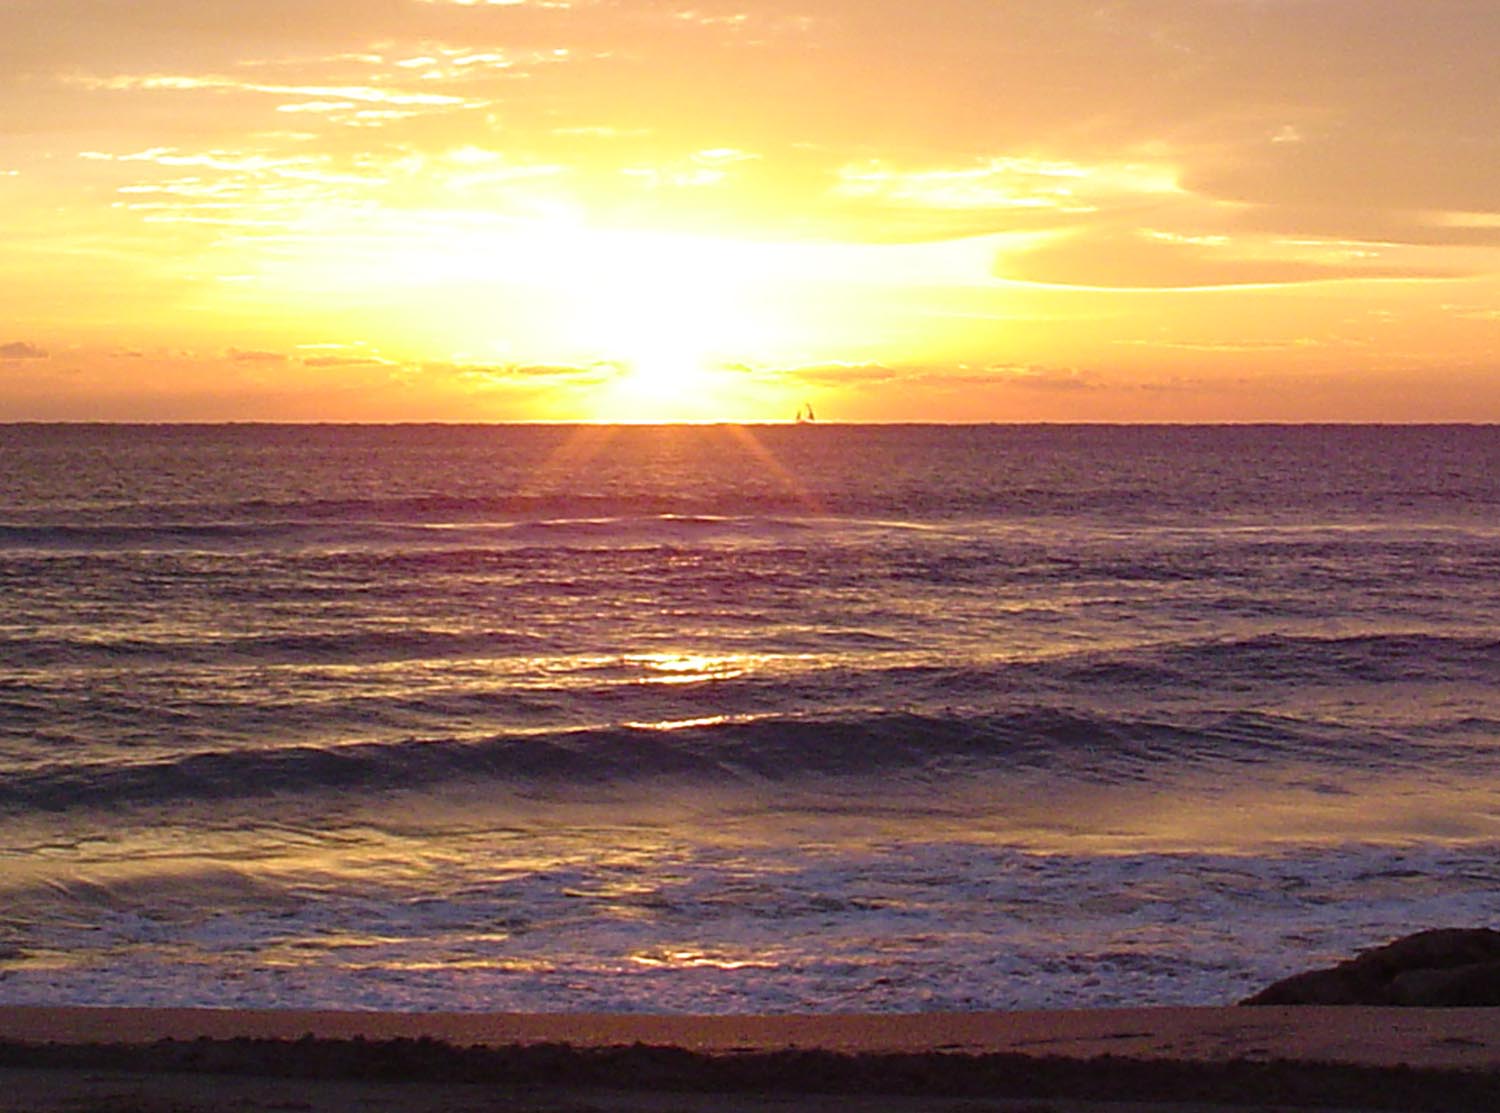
[4,1030,1500,1112]
[1243,928,1500,1006]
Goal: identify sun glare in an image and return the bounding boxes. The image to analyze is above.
[542,226,776,420]
[561,232,728,419]
[281,212,817,420]
[230,203,1015,421]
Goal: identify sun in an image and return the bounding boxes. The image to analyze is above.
[592,343,754,423]
[603,348,712,421]
[557,227,781,421]
[274,208,843,420]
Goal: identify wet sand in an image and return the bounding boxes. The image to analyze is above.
[2,1006,1498,1112]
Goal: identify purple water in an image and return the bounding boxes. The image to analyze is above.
[2,423,1497,1011]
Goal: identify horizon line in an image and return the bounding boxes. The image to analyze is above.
[4,419,1499,429]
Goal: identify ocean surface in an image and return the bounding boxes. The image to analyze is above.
[2,423,1498,1013]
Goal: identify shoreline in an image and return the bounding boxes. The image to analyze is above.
[3,1006,1499,1112]
[4,1004,1500,1067]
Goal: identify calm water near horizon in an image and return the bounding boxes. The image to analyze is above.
[1,423,1498,1012]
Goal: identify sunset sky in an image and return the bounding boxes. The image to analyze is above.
[2,0,1497,422]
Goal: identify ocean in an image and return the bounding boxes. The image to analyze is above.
[1,423,1498,1013]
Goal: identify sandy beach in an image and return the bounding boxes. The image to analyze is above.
[3,1004,1500,1067]
[3,1005,1499,1112]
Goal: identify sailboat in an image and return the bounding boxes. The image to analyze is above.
[795,402,816,424]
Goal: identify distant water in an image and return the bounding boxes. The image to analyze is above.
[2,423,1498,1013]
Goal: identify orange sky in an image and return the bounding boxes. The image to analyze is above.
[2,0,1498,421]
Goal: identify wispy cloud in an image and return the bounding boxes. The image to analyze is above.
[414,0,578,7]
[434,360,619,386]
[834,156,1178,214]
[0,341,48,360]
[1001,227,1462,290]
[302,354,392,368]
[75,72,485,109]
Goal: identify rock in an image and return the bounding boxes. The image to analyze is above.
[1242,928,1500,1006]
[1390,960,1500,1006]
